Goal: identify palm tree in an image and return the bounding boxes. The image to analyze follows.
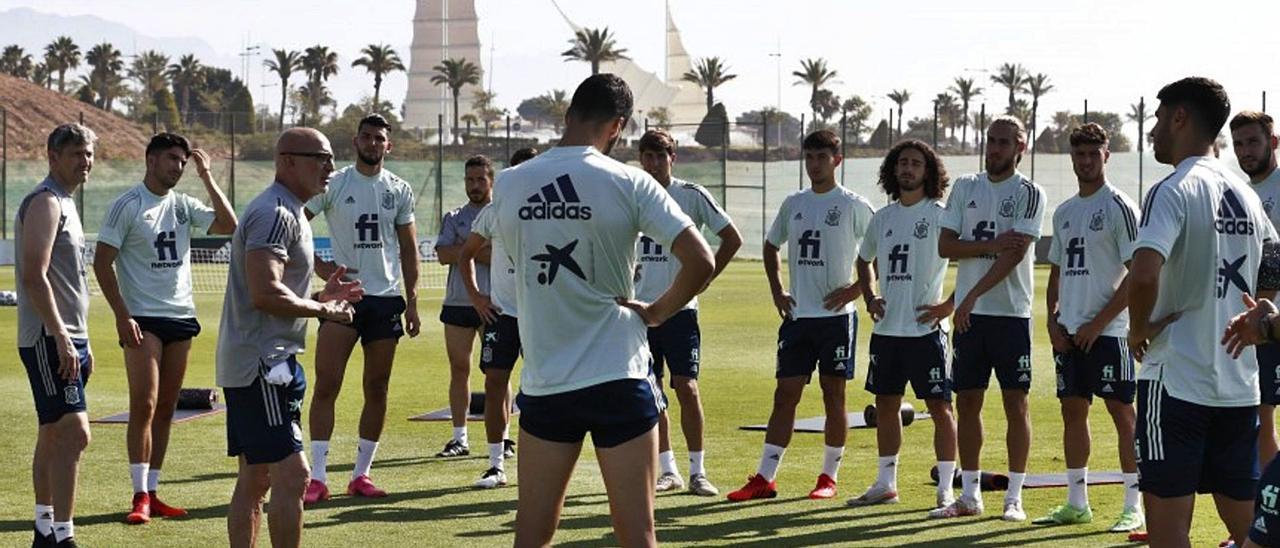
[295,80,335,122]
[792,58,838,125]
[264,49,303,129]
[842,96,873,144]
[545,89,570,132]
[1009,98,1033,127]
[990,62,1028,114]
[166,54,204,125]
[561,27,629,75]
[934,93,959,141]
[430,57,482,143]
[31,62,51,88]
[1127,101,1152,126]
[1,46,33,78]
[1023,73,1054,136]
[129,50,169,94]
[86,42,123,110]
[351,43,405,109]
[471,89,503,133]
[887,89,911,139]
[45,36,80,93]
[302,45,339,120]
[950,77,983,150]
[681,56,737,113]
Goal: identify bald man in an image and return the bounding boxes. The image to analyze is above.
[216,128,363,548]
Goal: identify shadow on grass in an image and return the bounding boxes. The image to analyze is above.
[161,455,442,486]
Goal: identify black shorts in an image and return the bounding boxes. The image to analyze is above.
[1251,457,1280,546]
[480,314,521,372]
[649,309,701,382]
[866,331,951,401]
[517,377,664,448]
[320,295,405,343]
[952,314,1032,391]
[1135,377,1259,500]
[440,305,483,329]
[1259,342,1280,406]
[20,334,91,425]
[133,316,202,345]
[224,356,307,465]
[776,314,856,381]
[1053,336,1136,403]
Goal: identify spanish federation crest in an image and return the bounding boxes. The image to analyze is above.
[1267,198,1275,216]
[1089,209,1104,231]
[914,218,930,239]
[824,206,842,227]
[174,203,189,225]
[999,196,1016,218]
[381,191,395,210]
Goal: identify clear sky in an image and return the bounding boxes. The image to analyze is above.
[2,0,1278,132]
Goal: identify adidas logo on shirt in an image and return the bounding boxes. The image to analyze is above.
[345,196,357,204]
[967,200,978,209]
[519,175,592,220]
[1215,190,1255,235]
[1256,516,1269,535]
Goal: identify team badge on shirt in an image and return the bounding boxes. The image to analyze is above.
[1089,210,1104,231]
[999,196,1016,218]
[381,191,395,210]
[914,218,929,239]
[825,206,842,227]
[1267,198,1275,216]
[175,204,189,225]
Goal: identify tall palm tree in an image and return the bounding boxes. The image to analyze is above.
[950,76,983,150]
[1023,72,1054,138]
[31,62,51,88]
[302,45,339,120]
[934,93,959,140]
[1,46,33,78]
[165,54,204,125]
[792,58,838,125]
[351,43,405,109]
[430,57,482,143]
[887,89,911,139]
[681,56,737,113]
[296,80,334,121]
[45,36,80,93]
[264,49,303,129]
[129,50,169,94]
[86,42,123,110]
[990,62,1028,114]
[545,89,570,132]
[561,27,629,75]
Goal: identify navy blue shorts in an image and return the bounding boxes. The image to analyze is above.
[1259,342,1280,406]
[224,356,307,465]
[866,331,951,401]
[776,314,856,380]
[1053,336,1136,403]
[480,314,521,372]
[1251,457,1280,546]
[517,377,664,448]
[649,309,701,382]
[952,314,1032,391]
[440,305,483,329]
[321,295,405,343]
[20,334,91,425]
[132,316,201,345]
[1135,377,1259,500]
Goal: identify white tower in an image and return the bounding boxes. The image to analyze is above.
[404,0,484,130]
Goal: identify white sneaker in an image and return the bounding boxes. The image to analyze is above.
[656,472,685,492]
[928,495,984,518]
[1002,499,1027,522]
[473,467,507,489]
[847,484,900,507]
[936,491,956,509]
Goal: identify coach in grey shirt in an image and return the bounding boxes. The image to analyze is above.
[216,128,362,548]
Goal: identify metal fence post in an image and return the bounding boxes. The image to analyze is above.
[798,113,805,190]
[1138,96,1146,202]
[761,114,768,247]
[228,112,236,210]
[1,106,6,239]
[840,110,847,184]
[77,111,85,217]
[437,114,445,231]
[978,104,986,172]
[720,121,729,207]
[505,115,511,163]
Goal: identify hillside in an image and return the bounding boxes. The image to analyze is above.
[0,74,151,160]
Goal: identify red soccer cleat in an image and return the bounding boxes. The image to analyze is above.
[808,474,837,499]
[303,479,331,506]
[125,492,151,525]
[148,492,187,518]
[726,474,778,502]
[1127,532,1148,542]
[347,475,388,498]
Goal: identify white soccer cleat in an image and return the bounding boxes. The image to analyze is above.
[846,484,900,507]
[936,491,956,509]
[928,495,983,518]
[473,467,507,489]
[1002,499,1027,522]
[656,472,685,492]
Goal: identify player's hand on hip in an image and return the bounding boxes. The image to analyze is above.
[772,290,796,320]
[1072,319,1105,353]
[117,317,143,348]
[1047,319,1074,353]
[1223,294,1277,358]
[865,296,886,322]
[916,300,953,329]
[404,300,421,337]
[470,293,500,325]
[321,265,364,303]
[953,298,975,333]
[615,297,662,327]
[53,331,80,382]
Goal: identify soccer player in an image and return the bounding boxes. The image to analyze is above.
[1032,123,1143,531]
[488,73,713,547]
[217,128,362,548]
[931,115,1046,521]
[94,133,237,524]
[456,147,539,489]
[632,128,742,497]
[302,114,420,504]
[1130,76,1274,547]
[846,139,958,509]
[1230,111,1280,468]
[433,155,494,458]
[18,124,96,548]
[727,129,875,502]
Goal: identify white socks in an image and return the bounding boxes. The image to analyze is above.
[353,438,378,479]
[1123,472,1141,509]
[129,463,149,494]
[453,426,468,445]
[936,461,956,498]
[489,443,504,469]
[659,450,680,476]
[876,455,898,489]
[822,446,844,480]
[34,504,53,536]
[689,451,706,477]
[961,470,981,500]
[757,443,785,481]
[311,440,330,483]
[53,521,73,542]
[1007,472,1027,503]
[147,469,161,493]
[1067,468,1089,508]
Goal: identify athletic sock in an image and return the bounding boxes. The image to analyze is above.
[52,521,73,542]
[147,469,161,493]
[822,446,844,480]
[757,443,785,481]
[310,440,330,484]
[1007,472,1027,503]
[961,470,981,500]
[353,438,378,479]
[659,450,680,476]
[876,455,898,490]
[129,463,149,494]
[689,451,706,477]
[34,504,53,536]
[453,426,468,445]
[1123,472,1141,509]
[488,443,504,470]
[936,461,957,497]
[1066,467,1088,508]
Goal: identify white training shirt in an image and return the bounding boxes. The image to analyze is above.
[766,185,875,319]
[1047,183,1139,337]
[635,179,733,309]
[98,183,216,318]
[859,198,949,337]
[940,171,1046,318]
[471,203,517,318]
[1136,156,1277,407]
[1248,168,1280,232]
[305,166,415,298]
[490,146,693,396]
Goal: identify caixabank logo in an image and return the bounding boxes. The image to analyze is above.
[520,175,593,220]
